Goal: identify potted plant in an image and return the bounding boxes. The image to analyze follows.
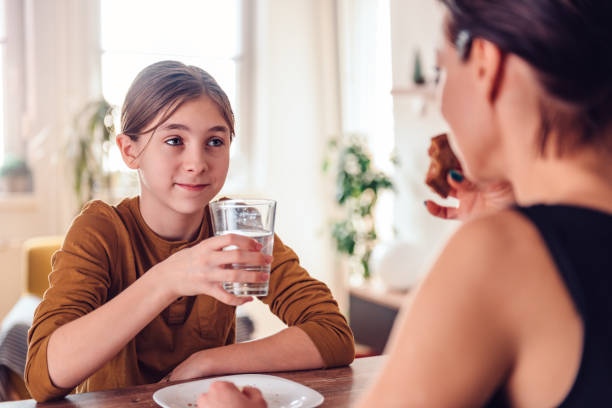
[323,135,394,280]
[68,98,117,210]
[0,154,33,193]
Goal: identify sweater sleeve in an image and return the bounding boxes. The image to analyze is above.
[25,201,118,402]
[262,234,355,368]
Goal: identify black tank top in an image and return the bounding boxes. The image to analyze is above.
[486,205,612,407]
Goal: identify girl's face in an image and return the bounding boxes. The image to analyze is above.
[130,95,231,217]
[437,25,502,182]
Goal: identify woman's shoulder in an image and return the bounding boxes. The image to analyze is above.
[415,209,564,349]
[452,208,543,258]
[430,209,553,297]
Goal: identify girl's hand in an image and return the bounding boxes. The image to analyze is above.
[197,382,267,408]
[425,170,515,220]
[154,234,272,306]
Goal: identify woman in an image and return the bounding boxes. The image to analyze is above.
[198,0,612,406]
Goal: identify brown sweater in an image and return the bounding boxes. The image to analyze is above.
[25,198,354,402]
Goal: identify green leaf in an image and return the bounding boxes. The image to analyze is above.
[323,133,394,279]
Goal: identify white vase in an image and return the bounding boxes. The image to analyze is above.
[369,241,428,290]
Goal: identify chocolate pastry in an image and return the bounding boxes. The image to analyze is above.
[425,133,461,198]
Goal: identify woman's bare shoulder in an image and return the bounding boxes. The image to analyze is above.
[444,209,546,271]
[419,209,558,313]
[457,209,540,246]
[424,208,559,321]
[364,209,553,407]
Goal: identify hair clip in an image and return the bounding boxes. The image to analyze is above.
[455,29,473,61]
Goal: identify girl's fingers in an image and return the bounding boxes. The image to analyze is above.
[209,268,270,284]
[221,295,253,307]
[425,200,459,220]
[209,285,253,306]
[213,250,272,268]
[206,234,263,252]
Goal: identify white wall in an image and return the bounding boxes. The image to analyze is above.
[0,0,101,320]
[248,0,339,290]
[388,0,458,279]
[232,0,344,336]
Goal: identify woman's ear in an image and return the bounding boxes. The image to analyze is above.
[116,133,140,169]
[470,38,506,103]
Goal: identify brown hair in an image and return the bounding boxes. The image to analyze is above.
[121,60,235,141]
[440,0,612,155]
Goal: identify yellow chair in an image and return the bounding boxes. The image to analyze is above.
[22,236,64,298]
[4,236,62,401]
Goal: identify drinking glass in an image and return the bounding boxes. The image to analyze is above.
[209,199,276,296]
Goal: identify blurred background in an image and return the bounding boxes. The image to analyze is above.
[0,0,458,355]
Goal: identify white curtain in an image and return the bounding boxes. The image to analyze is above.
[336,0,396,255]
[336,0,394,174]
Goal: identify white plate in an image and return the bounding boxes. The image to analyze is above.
[153,374,324,408]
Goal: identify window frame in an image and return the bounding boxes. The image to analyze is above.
[97,0,254,190]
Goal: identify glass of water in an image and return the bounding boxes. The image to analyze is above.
[208,199,276,296]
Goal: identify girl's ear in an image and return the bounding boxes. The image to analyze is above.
[116,133,140,169]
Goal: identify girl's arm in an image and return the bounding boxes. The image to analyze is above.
[168,326,324,381]
[25,204,269,402]
[168,234,354,381]
[45,265,175,389]
[45,233,267,390]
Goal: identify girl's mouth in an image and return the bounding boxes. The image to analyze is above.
[175,183,208,192]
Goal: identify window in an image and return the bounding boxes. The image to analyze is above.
[338,0,394,242]
[0,1,6,164]
[0,0,6,163]
[0,0,26,173]
[100,0,248,176]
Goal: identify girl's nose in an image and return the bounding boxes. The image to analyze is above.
[183,148,209,173]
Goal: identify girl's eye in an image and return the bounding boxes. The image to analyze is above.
[165,137,183,146]
[207,138,225,147]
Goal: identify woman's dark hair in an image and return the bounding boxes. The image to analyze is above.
[121,60,235,141]
[440,0,612,155]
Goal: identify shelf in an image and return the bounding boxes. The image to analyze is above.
[349,281,411,354]
[349,280,410,310]
[390,84,437,99]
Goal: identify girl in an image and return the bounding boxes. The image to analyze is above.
[198,0,612,406]
[24,60,354,402]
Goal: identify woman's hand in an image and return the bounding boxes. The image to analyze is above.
[425,170,515,220]
[197,382,267,408]
[153,234,272,306]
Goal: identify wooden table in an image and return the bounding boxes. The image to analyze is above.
[0,356,384,407]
